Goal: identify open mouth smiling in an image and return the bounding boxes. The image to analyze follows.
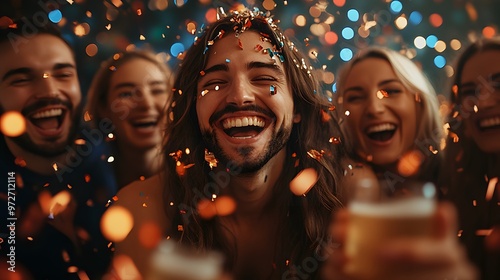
[477,115,500,131]
[131,118,159,128]
[28,107,66,130]
[220,116,267,138]
[365,123,397,142]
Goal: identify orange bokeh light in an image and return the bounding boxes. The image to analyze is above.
[138,222,163,249]
[482,26,496,38]
[429,13,443,28]
[1,111,26,137]
[100,206,134,242]
[324,31,338,45]
[215,196,237,216]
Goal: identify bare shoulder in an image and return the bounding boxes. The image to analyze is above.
[114,173,166,210]
[110,172,171,277]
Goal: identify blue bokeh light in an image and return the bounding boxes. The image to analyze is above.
[340,48,353,62]
[341,27,355,40]
[426,35,438,48]
[390,1,403,13]
[48,10,62,23]
[170,42,185,57]
[347,9,359,22]
[409,11,423,25]
[332,83,337,93]
[434,55,446,68]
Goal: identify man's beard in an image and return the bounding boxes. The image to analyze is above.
[201,125,292,174]
[0,100,81,157]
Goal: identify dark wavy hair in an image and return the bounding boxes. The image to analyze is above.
[444,36,500,198]
[162,8,345,277]
[442,36,500,279]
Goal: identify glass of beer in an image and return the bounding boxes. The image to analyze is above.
[344,178,437,280]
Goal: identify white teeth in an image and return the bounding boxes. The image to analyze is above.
[32,108,63,119]
[366,123,396,134]
[479,116,500,128]
[222,116,265,129]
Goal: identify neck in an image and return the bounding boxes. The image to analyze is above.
[5,137,70,176]
[222,148,287,219]
[115,144,163,188]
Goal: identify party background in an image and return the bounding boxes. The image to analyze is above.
[1,0,500,101]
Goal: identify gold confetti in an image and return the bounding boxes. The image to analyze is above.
[14,157,27,167]
[75,138,86,145]
[485,177,498,201]
[205,149,218,169]
[329,137,341,144]
[376,90,389,99]
[307,149,324,161]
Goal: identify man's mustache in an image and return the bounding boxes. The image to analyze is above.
[21,98,72,116]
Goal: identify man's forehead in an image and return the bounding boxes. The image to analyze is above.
[0,34,75,69]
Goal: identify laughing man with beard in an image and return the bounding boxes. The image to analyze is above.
[0,18,115,279]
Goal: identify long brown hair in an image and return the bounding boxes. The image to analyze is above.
[163,8,345,277]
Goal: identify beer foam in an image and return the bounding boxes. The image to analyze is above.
[349,197,436,217]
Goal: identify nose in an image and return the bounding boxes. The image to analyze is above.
[225,76,256,106]
[35,75,60,98]
[136,88,156,110]
[366,92,386,116]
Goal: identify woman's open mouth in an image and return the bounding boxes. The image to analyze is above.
[365,123,397,142]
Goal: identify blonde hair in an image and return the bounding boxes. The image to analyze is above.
[335,46,444,161]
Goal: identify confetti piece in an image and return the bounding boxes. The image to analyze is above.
[205,149,218,169]
[376,90,389,99]
[289,168,318,196]
[485,177,498,201]
[270,85,277,95]
[307,149,324,161]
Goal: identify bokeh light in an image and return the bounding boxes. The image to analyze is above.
[450,39,462,51]
[295,15,307,27]
[170,42,185,58]
[340,48,353,61]
[85,44,98,57]
[100,205,134,242]
[434,55,446,68]
[429,13,443,27]
[0,111,26,137]
[426,35,438,48]
[390,1,403,14]
[341,27,354,40]
[409,11,423,25]
[48,9,62,23]
[347,9,359,22]
[414,36,426,49]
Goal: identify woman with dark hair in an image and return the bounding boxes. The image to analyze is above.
[443,36,500,280]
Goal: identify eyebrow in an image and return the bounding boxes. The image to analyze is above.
[344,79,402,93]
[460,72,500,90]
[202,61,285,77]
[1,63,76,82]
